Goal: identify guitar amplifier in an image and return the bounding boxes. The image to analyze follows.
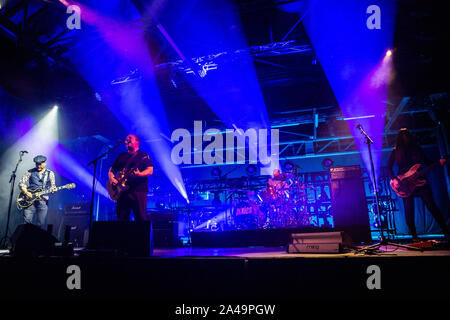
[330,165,362,180]
[64,202,90,215]
[147,210,178,247]
[59,202,90,247]
[329,165,371,244]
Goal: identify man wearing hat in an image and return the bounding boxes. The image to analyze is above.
[18,155,56,227]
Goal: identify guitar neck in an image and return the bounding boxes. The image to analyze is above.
[413,157,448,179]
[37,185,65,196]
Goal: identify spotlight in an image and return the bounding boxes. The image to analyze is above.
[211,167,222,177]
[385,49,392,57]
[53,105,59,110]
[321,158,334,168]
[246,164,257,176]
[283,161,295,171]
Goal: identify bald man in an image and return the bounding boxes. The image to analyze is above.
[108,134,154,221]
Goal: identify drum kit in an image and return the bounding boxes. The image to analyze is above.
[231,172,315,230]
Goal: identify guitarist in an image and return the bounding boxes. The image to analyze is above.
[108,134,154,221]
[18,155,56,228]
[387,128,449,241]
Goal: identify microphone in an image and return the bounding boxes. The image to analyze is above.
[355,124,373,144]
[117,140,125,144]
[20,150,28,154]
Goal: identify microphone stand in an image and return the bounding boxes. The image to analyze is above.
[355,125,420,253]
[86,141,123,245]
[0,152,25,249]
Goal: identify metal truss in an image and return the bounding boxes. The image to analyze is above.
[112,40,312,84]
[179,92,448,168]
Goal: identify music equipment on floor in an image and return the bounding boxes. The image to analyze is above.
[330,165,371,243]
[87,221,153,256]
[17,183,76,209]
[59,202,90,247]
[407,240,449,250]
[390,156,449,198]
[10,224,57,257]
[287,231,352,253]
[148,211,178,247]
[107,166,138,200]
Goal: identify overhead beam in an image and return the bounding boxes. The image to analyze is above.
[384,97,410,132]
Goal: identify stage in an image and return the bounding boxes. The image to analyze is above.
[1,243,449,304]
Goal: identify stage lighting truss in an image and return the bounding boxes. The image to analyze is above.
[111,40,312,84]
[185,62,218,78]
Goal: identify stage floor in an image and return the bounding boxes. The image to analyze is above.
[1,243,449,303]
[153,244,450,258]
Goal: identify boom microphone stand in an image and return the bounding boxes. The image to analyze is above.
[86,140,124,244]
[355,124,420,252]
[0,151,26,249]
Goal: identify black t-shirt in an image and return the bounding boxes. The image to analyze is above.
[111,150,153,193]
[387,145,431,178]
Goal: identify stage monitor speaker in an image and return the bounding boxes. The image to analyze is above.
[11,224,57,257]
[88,221,153,256]
[330,165,371,243]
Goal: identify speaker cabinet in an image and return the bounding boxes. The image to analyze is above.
[59,214,90,248]
[88,221,153,256]
[59,202,90,247]
[148,211,178,247]
[330,165,371,243]
[11,224,57,257]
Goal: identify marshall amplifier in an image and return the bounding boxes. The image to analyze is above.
[59,202,90,247]
[64,202,90,215]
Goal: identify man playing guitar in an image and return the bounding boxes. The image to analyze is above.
[108,134,154,221]
[18,155,56,228]
[387,128,449,241]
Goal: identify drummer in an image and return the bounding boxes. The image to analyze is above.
[267,168,291,191]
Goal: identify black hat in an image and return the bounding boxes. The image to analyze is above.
[33,155,47,163]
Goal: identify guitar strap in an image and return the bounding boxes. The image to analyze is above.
[123,151,141,171]
[42,169,49,189]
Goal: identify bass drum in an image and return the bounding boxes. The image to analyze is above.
[234,202,256,229]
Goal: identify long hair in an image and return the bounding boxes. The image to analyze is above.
[394,128,416,163]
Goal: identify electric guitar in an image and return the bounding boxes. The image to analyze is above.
[390,156,448,198]
[107,167,139,201]
[17,183,76,209]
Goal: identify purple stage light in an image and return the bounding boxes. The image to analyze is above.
[59,1,189,202]
[297,0,396,190]
[49,143,109,200]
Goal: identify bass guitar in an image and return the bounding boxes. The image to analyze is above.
[390,156,448,198]
[107,167,138,201]
[17,183,76,209]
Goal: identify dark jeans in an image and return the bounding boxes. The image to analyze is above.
[116,192,148,221]
[23,199,48,228]
[402,185,449,238]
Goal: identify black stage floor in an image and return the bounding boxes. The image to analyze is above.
[1,244,449,305]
